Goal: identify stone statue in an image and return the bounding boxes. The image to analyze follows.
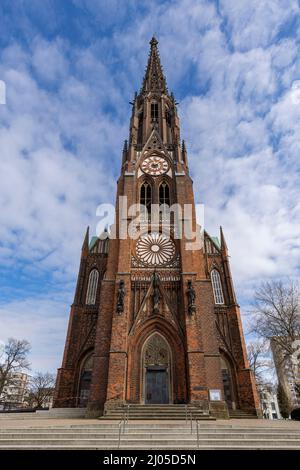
[116,280,125,314]
[187,280,196,315]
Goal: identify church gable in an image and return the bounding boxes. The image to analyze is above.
[142,128,168,156]
[204,231,221,255]
[129,273,183,336]
[136,128,172,177]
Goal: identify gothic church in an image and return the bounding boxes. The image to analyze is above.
[54,38,260,419]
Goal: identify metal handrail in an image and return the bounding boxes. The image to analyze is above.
[117,411,127,449]
[126,404,130,425]
[188,410,200,448]
[185,405,188,424]
[117,421,123,449]
[190,410,193,434]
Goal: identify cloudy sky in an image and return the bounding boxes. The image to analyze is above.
[0,0,299,374]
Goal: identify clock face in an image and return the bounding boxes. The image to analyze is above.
[141,155,169,176]
[136,232,175,266]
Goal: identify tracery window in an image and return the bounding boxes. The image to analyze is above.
[78,354,93,406]
[140,181,152,215]
[211,269,224,305]
[144,334,170,366]
[86,269,99,305]
[151,102,159,121]
[159,181,170,207]
[138,111,143,143]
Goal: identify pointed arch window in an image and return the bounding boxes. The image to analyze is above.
[151,102,159,122]
[165,107,172,127]
[86,269,99,305]
[137,111,143,143]
[159,181,170,207]
[211,269,224,305]
[140,182,152,215]
[78,353,93,406]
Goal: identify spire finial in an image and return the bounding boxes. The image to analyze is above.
[220,226,228,254]
[150,36,158,47]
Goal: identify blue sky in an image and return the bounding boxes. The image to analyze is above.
[0,0,299,373]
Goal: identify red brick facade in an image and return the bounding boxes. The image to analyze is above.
[53,37,260,418]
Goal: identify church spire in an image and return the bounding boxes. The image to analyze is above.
[81,226,89,257]
[220,226,237,305]
[141,36,168,94]
[220,226,228,255]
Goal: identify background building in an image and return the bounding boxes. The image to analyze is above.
[258,384,281,420]
[271,339,300,410]
[0,372,29,410]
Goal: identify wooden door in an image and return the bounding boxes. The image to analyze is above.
[146,369,168,404]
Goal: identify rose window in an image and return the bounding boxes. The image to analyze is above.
[136,232,175,266]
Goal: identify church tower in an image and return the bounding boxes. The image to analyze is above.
[54,37,260,418]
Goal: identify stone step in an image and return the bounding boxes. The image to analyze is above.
[1,424,298,432]
[36,408,86,418]
[1,445,300,450]
[1,432,300,439]
[101,416,213,420]
[105,408,208,412]
[229,410,257,418]
[103,405,213,420]
[0,413,38,419]
[105,409,208,413]
[102,404,258,420]
[0,438,299,447]
[1,421,300,449]
[105,412,209,415]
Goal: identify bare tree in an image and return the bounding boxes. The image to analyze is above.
[0,338,31,397]
[251,280,300,397]
[251,280,300,356]
[247,340,273,385]
[27,372,55,409]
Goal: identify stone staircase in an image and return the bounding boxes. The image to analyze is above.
[229,409,258,419]
[102,404,214,420]
[0,408,86,420]
[0,422,300,449]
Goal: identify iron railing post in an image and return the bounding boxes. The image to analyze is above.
[118,421,122,449]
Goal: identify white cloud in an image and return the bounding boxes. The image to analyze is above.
[0,42,123,280]
[32,38,69,83]
[0,295,70,373]
[218,0,300,51]
[0,0,299,372]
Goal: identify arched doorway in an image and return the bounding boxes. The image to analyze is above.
[220,355,236,410]
[78,354,93,407]
[142,333,171,404]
